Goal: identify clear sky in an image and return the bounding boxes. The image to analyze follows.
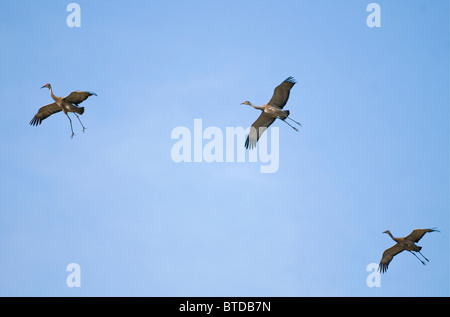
[0,0,448,296]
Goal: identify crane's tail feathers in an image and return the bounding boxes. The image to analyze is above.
[76,107,85,115]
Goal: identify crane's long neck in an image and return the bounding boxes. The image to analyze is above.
[248,102,265,111]
[386,231,398,242]
[48,86,57,101]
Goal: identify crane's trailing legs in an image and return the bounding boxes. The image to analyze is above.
[286,116,302,127]
[281,115,302,131]
[280,118,299,131]
[417,251,429,262]
[74,113,87,133]
[409,251,426,265]
[65,113,75,139]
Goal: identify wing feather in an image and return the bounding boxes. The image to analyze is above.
[64,91,97,105]
[245,112,275,149]
[267,76,296,109]
[29,103,61,126]
[405,228,439,243]
[378,244,404,273]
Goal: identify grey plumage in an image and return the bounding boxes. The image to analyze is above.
[30,84,96,138]
[378,228,439,273]
[242,77,301,150]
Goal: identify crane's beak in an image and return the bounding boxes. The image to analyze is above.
[40,85,46,89]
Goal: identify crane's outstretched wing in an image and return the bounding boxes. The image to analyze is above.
[405,228,439,243]
[29,103,61,126]
[64,91,97,105]
[378,244,404,273]
[267,76,296,109]
[245,112,276,150]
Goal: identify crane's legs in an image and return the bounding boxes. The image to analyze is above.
[280,118,299,132]
[74,114,87,133]
[409,251,426,265]
[287,116,302,127]
[417,251,429,262]
[66,113,75,139]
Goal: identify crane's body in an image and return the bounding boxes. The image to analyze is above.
[243,102,291,119]
[241,76,301,150]
[30,84,96,138]
[47,85,82,115]
[378,228,439,273]
[392,236,421,252]
[263,104,290,119]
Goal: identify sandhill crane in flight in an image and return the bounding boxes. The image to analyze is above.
[241,76,302,149]
[30,83,97,139]
[378,228,439,273]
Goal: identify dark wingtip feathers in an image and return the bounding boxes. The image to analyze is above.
[244,135,256,150]
[285,76,297,84]
[378,263,388,274]
[29,117,42,126]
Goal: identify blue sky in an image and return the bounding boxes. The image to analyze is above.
[0,0,448,296]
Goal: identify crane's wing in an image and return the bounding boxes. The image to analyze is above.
[245,112,276,149]
[405,228,439,243]
[64,91,97,105]
[267,76,296,109]
[29,103,61,126]
[378,244,404,273]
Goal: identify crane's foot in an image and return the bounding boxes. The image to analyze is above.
[70,132,75,139]
[418,252,430,262]
[82,127,87,133]
[287,117,302,127]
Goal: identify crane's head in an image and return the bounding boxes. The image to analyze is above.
[41,83,51,89]
[241,101,252,106]
[383,230,391,235]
